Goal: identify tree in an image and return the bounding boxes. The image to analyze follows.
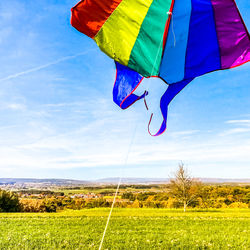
[121,192,135,201]
[0,189,21,212]
[169,163,201,212]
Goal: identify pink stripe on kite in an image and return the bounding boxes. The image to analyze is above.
[211,0,250,69]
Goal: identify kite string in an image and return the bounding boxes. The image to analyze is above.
[98,177,122,250]
[143,12,174,122]
[143,33,165,110]
[150,11,173,81]
[98,123,138,250]
[99,11,174,249]
[167,11,176,47]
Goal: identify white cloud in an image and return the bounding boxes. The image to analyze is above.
[6,103,26,111]
[226,119,250,125]
[170,130,199,137]
[1,115,249,173]
[220,127,250,136]
[220,118,250,136]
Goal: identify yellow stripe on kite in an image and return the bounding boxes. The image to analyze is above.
[94,0,153,66]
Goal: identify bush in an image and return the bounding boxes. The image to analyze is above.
[228,202,248,208]
[20,199,46,212]
[44,198,58,212]
[0,189,21,212]
[121,192,135,201]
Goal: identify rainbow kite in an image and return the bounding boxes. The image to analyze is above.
[71,0,250,136]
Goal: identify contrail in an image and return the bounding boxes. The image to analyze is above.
[0,49,96,82]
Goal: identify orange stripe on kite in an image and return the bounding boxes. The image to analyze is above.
[71,0,123,39]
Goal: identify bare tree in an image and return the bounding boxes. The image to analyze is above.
[169,163,201,212]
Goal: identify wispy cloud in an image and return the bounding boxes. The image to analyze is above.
[1,126,250,174]
[6,103,26,111]
[226,119,250,126]
[220,118,250,136]
[0,125,19,131]
[170,130,199,137]
[0,50,96,82]
[220,128,250,136]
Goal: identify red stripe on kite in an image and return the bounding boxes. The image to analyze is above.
[71,0,123,39]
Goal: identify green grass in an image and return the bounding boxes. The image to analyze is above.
[0,209,249,249]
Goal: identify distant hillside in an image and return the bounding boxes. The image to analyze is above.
[0,178,89,185]
[96,177,250,184]
[0,177,249,186]
[198,178,250,184]
[96,178,169,184]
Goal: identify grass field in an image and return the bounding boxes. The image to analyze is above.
[0,208,249,249]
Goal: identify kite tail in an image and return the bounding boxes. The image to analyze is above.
[113,61,194,136]
[148,78,193,136]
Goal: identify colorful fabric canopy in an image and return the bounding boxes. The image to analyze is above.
[71,0,250,135]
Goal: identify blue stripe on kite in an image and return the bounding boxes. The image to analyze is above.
[159,0,192,84]
[184,0,221,79]
[113,62,145,109]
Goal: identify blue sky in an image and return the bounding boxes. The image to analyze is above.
[0,0,249,180]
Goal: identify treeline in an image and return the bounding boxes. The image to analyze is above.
[0,185,249,212]
[121,184,250,209]
[19,190,64,196]
[20,198,112,212]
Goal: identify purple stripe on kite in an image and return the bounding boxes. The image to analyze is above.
[211,0,250,69]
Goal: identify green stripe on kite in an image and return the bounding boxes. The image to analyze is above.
[128,0,173,76]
